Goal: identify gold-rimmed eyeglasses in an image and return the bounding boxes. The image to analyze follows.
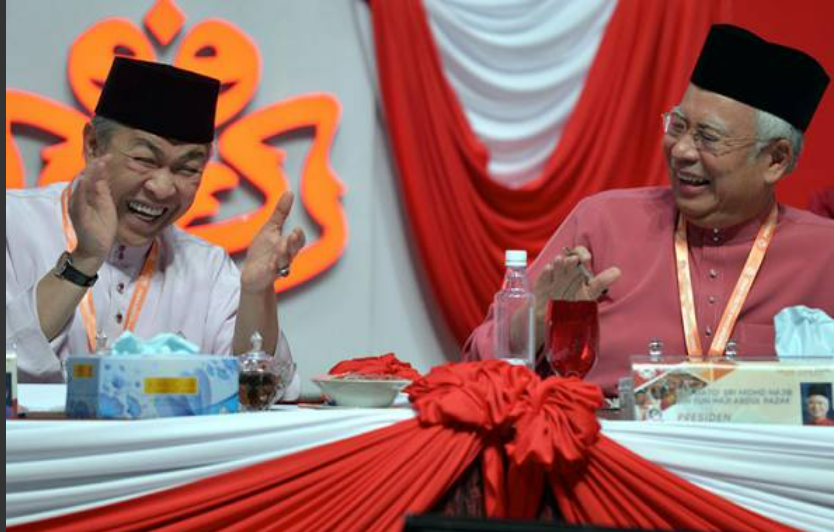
[662,111,768,157]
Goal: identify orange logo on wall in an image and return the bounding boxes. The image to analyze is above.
[5,0,346,293]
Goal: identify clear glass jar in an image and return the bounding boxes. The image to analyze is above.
[237,333,295,412]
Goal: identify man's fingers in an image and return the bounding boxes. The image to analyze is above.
[287,228,306,259]
[537,258,585,300]
[267,228,306,278]
[82,155,112,185]
[569,246,592,265]
[587,267,621,299]
[553,253,581,278]
[267,191,295,230]
[73,157,115,215]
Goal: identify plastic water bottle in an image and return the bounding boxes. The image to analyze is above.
[493,250,534,367]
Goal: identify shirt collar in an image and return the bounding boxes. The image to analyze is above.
[685,203,780,246]
[107,241,153,268]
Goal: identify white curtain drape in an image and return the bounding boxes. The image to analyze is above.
[423,0,617,186]
[604,421,834,532]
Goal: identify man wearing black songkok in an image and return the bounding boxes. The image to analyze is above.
[804,384,834,426]
[6,58,305,398]
[465,25,834,393]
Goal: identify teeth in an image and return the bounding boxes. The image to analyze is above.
[679,175,709,186]
[128,201,165,217]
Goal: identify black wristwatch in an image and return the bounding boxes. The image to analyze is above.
[53,251,99,288]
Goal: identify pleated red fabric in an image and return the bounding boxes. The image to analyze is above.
[11,361,800,532]
[370,0,729,344]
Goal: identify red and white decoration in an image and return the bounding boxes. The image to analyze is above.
[7,364,833,532]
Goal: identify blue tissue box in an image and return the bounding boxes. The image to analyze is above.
[65,355,239,419]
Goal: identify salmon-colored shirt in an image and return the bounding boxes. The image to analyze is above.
[463,187,834,395]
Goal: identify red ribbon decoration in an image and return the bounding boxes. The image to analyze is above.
[407,361,604,518]
[328,353,422,380]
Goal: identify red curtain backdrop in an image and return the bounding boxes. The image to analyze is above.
[371,0,834,347]
[10,362,801,532]
[371,0,729,345]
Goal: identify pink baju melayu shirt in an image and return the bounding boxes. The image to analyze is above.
[463,187,834,395]
[6,183,299,399]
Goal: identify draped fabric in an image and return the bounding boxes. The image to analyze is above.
[423,0,617,187]
[10,362,802,532]
[371,0,730,344]
[9,389,833,530]
[607,422,834,531]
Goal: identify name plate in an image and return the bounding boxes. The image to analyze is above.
[631,357,834,425]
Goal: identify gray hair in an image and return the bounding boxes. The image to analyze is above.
[89,115,124,149]
[754,109,804,174]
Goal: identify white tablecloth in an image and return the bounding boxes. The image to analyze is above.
[6,386,834,531]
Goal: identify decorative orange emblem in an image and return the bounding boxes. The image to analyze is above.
[5,0,347,292]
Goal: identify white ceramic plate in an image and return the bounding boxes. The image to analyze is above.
[311,376,411,408]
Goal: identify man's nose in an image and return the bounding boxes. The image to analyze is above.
[669,132,700,162]
[144,167,177,200]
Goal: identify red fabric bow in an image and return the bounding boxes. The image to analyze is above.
[328,352,422,380]
[407,361,604,518]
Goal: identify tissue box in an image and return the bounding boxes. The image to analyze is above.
[6,352,17,419]
[65,355,240,419]
[631,357,834,425]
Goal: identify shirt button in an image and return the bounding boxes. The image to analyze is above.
[712,235,720,243]
[705,326,713,337]
[115,313,124,325]
[709,269,718,279]
[116,282,125,294]
[708,296,717,304]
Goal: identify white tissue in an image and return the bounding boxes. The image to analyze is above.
[110,332,199,356]
[774,306,834,357]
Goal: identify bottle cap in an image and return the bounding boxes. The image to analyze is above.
[648,339,663,360]
[505,250,527,267]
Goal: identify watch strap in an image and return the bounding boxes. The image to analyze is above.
[55,252,98,288]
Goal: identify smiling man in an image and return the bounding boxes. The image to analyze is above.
[804,387,834,426]
[463,25,833,396]
[6,57,305,397]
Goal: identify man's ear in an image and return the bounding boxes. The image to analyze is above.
[82,122,98,162]
[762,138,792,185]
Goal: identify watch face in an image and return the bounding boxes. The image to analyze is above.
[55,251,71,275]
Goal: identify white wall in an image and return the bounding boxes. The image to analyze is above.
[5,0,459,397]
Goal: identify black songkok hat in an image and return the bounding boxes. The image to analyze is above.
[806,383,830,398]
[95,57,220,144]
[691,24,830,132]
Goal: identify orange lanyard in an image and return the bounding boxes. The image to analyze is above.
[674,204,778,358]
[61,186,160,352]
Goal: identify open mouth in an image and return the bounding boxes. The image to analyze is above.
[127,200,168,222]
[677,173,711,187]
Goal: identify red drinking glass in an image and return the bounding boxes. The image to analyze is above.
[545,300,599,379]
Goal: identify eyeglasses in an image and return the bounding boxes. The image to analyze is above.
[662,111,767,157]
